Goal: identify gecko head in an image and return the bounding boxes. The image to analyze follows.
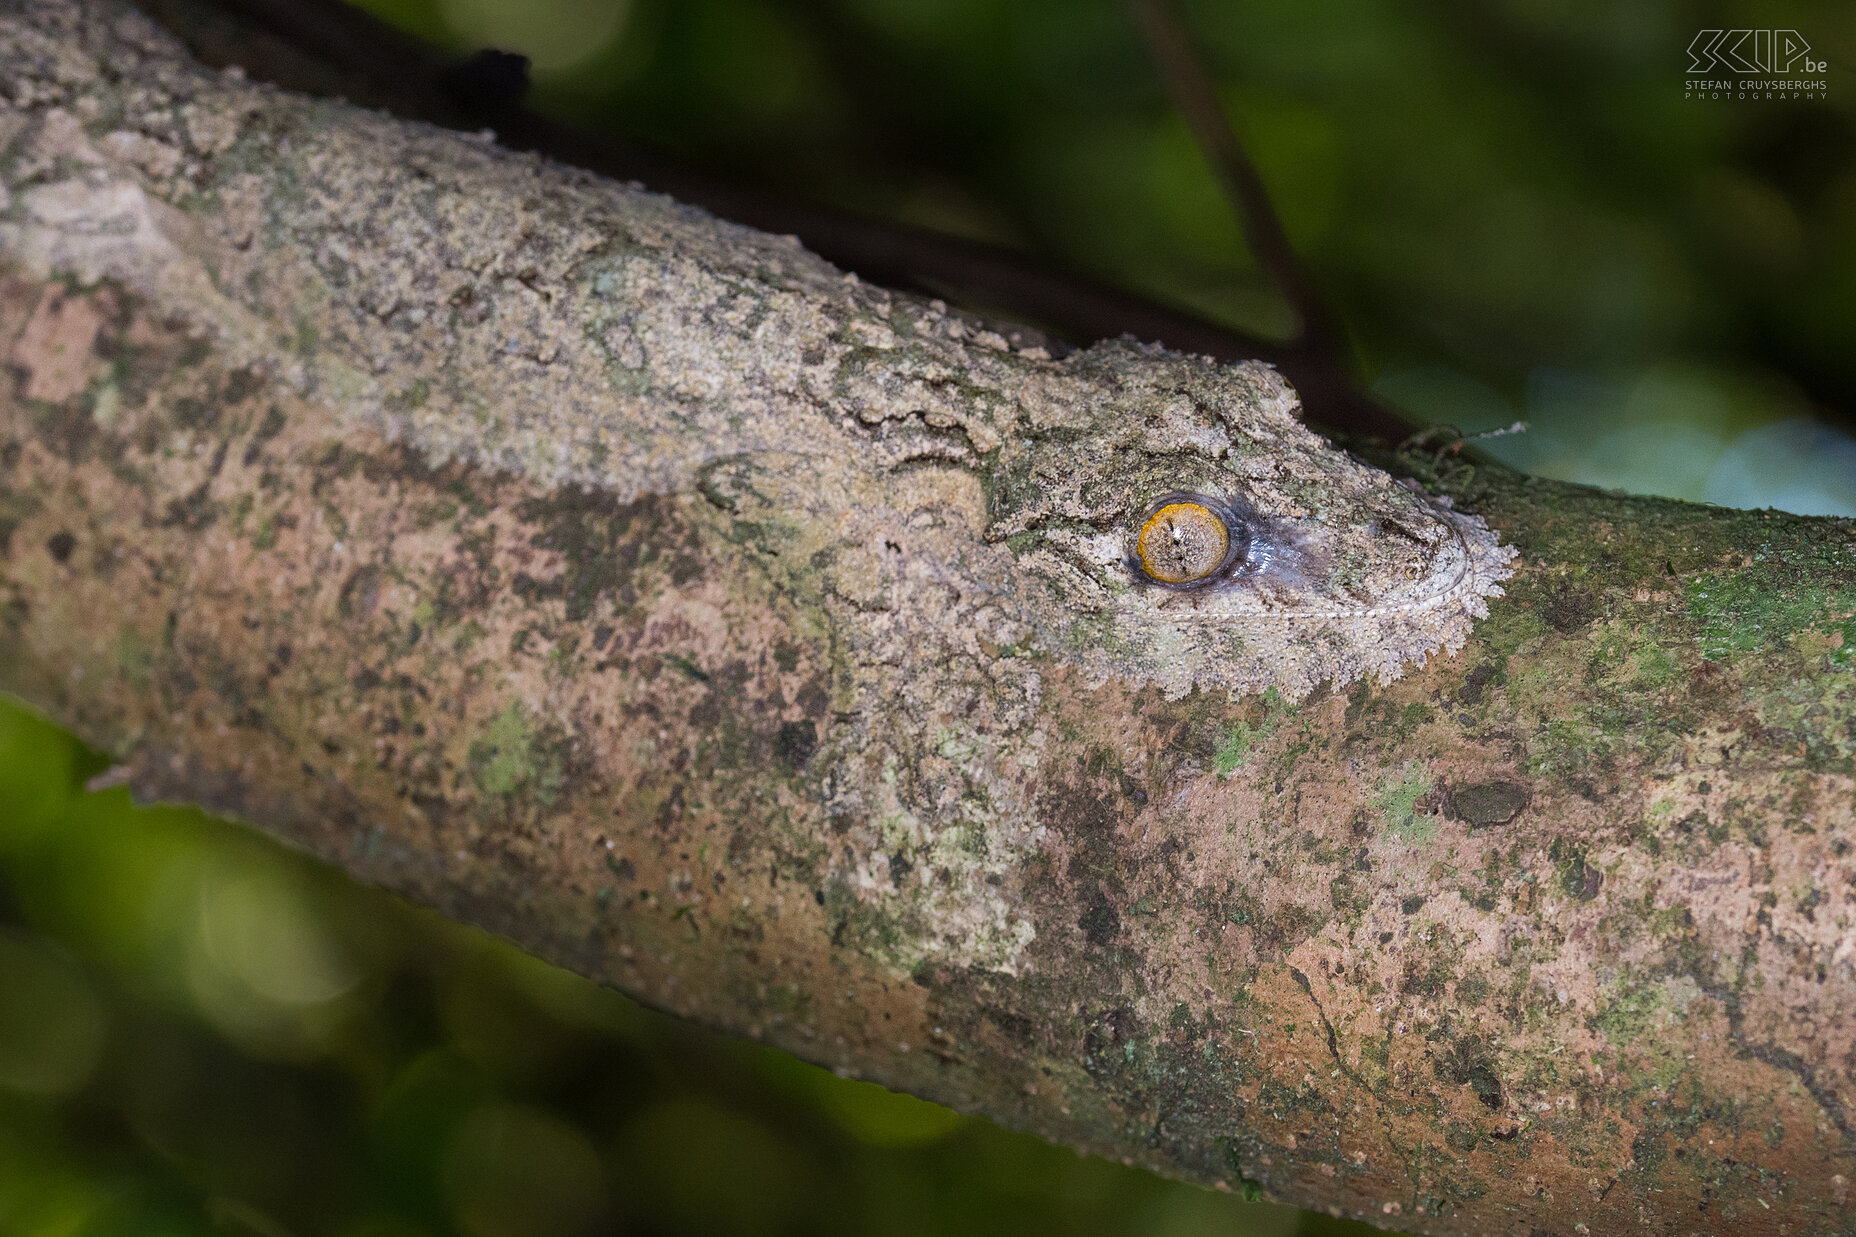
[983,343,1513,697]
[989,346,1470,620]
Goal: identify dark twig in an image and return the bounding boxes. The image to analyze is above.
[1123,0,1340,357]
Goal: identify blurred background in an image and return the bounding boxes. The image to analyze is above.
[3,0,1854,1234]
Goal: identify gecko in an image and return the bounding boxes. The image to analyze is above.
[0,0,1513,716]
[976,339,1516,701]
[0,0,1515,981]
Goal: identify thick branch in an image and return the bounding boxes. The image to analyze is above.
[2,5,1853,1236]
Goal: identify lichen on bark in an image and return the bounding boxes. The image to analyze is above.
[2,3,1854,1234]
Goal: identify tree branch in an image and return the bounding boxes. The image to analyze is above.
[2,4,1853,1235]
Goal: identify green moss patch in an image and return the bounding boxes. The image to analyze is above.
[1686,569,1856,664]
[469,702,563,802]
[1209,689,1298,778]
[1378,764,1439,845]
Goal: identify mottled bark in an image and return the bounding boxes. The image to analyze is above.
[2,4,1854,1235]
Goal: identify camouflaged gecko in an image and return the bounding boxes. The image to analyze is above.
[2,0,1518,982]
[978,341,1517,701]
[0,0,1512,715]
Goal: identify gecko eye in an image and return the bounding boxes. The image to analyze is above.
[1131,494,1248,587]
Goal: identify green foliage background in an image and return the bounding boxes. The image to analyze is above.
[1,0,1851,1234]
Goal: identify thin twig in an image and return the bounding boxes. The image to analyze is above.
[1123,0,1339,356]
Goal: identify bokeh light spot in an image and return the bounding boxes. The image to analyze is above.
[197,864,361,1007]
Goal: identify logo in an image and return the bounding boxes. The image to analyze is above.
[1686,29,1824,74]
[1685,29,1829,99]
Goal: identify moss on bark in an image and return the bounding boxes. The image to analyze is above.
[1,4,1853,1234]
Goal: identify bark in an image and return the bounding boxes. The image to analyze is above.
[2,3,1854,1234]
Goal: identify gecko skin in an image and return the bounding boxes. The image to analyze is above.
[0,0,1512,717]
[981,343,1517,700]
[0,0,1513,980]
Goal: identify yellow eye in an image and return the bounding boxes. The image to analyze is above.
[1136,501,1231,585]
